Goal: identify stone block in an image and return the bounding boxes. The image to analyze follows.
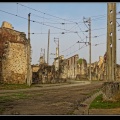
[1,21,13,29]
[102,82,120,101]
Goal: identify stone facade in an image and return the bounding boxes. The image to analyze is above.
[90,56,105,81]
[38,63,55,84]
[0,21,31,84]
[58,54,79,80]
[76,58,88,80]
[66,54,79,79]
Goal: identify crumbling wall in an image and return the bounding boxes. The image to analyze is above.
[76,59,88,80]
[1,21,13,30]
[32,65,39,72]
[0,26,28,84]
[2,43,27,84]
[66,54,79,79]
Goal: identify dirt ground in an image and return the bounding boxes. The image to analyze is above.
[0,81,107,115]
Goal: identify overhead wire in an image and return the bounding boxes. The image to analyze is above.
[0,9,78,33]
[17,3,79,24]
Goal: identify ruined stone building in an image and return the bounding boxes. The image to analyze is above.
[53,54,88,80]
[32,55,55,84]
[39,56,45,64]
[37,54,80,83]
[86,53,120,81]
[38,64,55,83]
[76,58,88,80]
[89,56,106,81]
[59,57,68,80]
[53,47,59,71]
[53,55,64,79]
[31,64,39,83]
[0,21,32,84]
[59,54,79,79]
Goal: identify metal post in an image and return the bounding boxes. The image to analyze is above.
[54,38,59,70]
[47,29,50,65]
[27,13,31,86]
[83,17,92,82]
[44,48,45,63]
[89,17,91,82]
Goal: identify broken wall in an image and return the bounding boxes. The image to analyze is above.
[0,26,28,84]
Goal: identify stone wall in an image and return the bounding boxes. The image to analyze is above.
[2,42,27,84]
[76,59,88,80]
[67,54,78,79]
[102,82,120,101]
[1,21,13,30]
[32,65,39,72]
[90,56,105,81]
[0,23,30,84]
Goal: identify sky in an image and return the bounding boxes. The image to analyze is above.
[0,2,120,65]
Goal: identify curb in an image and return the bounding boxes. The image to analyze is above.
[73,90,102,115]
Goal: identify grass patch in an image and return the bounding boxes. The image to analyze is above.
[0,84,31,90]
[0,92,29,103]
[89,94,120,109]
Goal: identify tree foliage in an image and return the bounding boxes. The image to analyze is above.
[77,58,83,64]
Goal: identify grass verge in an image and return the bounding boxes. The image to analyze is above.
[89,94,120,109]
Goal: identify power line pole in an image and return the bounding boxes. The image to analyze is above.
[89,17,91,82]
[27,13,31,86]
[83,17,91,82]
[40,48,45,63]
[54,38,59,78]
[47,29,50,65]
[102,3,117,101]
[107,3,116,81]
[54,38,59,59]
[44,48,45,63]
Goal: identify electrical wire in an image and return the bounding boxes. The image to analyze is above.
[17,3,78,24]
[0,9,78,33]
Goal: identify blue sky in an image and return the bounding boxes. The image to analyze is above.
[0,2,120,65]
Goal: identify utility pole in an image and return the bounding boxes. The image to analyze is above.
[102,3,117,101]
[54,38,60,79]
[27,13,31,86]
[89,18,91,82]
[107,3,116,81]
[47,29,50,65]
[54,38,59,70]
[44,48,45,63]
[83,17,91,82]
[41,48,45,63]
